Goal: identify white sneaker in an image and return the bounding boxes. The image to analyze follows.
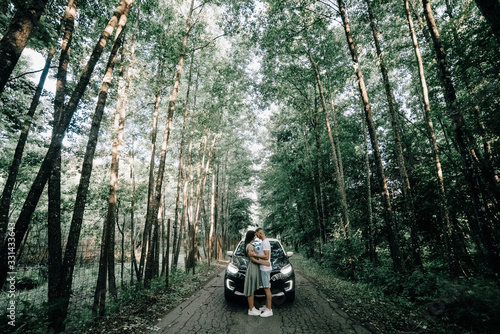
[248,307,261,316]
[258,305,266,312]
[260,308,273,317]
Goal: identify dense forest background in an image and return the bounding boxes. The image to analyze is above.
[0,0,499,332]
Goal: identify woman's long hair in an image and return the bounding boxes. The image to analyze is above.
[244,230,255,257]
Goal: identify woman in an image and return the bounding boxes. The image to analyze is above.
[243,230,270,316]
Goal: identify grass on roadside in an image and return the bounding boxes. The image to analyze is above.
[83,261,227,334]
[289,252,500,334]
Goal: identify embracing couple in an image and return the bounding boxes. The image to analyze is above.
[243,227,273,318]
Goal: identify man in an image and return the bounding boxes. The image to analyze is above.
[255,227,273,317]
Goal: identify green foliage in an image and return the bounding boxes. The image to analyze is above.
[294,251,500,333]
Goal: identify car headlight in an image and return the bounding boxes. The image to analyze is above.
[227,263,239,274]
[280,264,292,275]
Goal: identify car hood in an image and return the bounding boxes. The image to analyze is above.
[232,255,290,272]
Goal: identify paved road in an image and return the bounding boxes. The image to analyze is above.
[149,269,373,334]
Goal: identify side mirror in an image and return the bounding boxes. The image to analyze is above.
[227,251,234,257]
[286,251,293,258]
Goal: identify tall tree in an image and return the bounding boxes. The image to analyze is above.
[364,0,421,267]
[144,0,197,286]
[92,4,132,316]
[403,0,456,276]
[337,0,402,271]
[0,0,135,291]
[422,0,500,278]
[0,45,54,251]
[309,49,350,240]
[47,1,76,330]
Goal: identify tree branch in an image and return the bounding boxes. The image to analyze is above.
[188,34,226,53]
[7,67,57,82]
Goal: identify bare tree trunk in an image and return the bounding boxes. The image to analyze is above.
[117,206,125,288]
[0,0,134,290]
[0,0,49,94]
[337,0,402,271]
[365,0,422,267]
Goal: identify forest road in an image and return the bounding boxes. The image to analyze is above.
[149,269,373,334]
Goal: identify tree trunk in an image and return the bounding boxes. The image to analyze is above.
[308,48,350,240]
[303,121,325,248]
[337,0,402,271]
[139,55,164,281]
[0,45,54,251]
[208,165,216,264]
[91,14,130,317]
[404,0,457,275]
[361,109,376,261]
[144,0,195,285]
[172,52,195,272]
[0,0,134,291]
[0,0,49,94]
[365,0,422,267]
[421,0,500,278]
[165,218,171,286]
[190,134,217,273]
[129,147,139,284]
[47,1,76,326]
[311,105,327,244]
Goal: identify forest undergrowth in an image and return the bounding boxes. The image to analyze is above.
[0,261,226,334]
[290,252,500,334]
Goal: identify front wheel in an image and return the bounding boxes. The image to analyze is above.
[224,288,235,303]
[286,290,295,303]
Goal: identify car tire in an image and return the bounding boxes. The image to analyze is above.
[286,290,295,303]
[224,288,235,303]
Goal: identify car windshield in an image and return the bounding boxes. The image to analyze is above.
[234,240,285,258]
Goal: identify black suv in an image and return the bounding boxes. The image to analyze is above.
[224,238,295,303]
